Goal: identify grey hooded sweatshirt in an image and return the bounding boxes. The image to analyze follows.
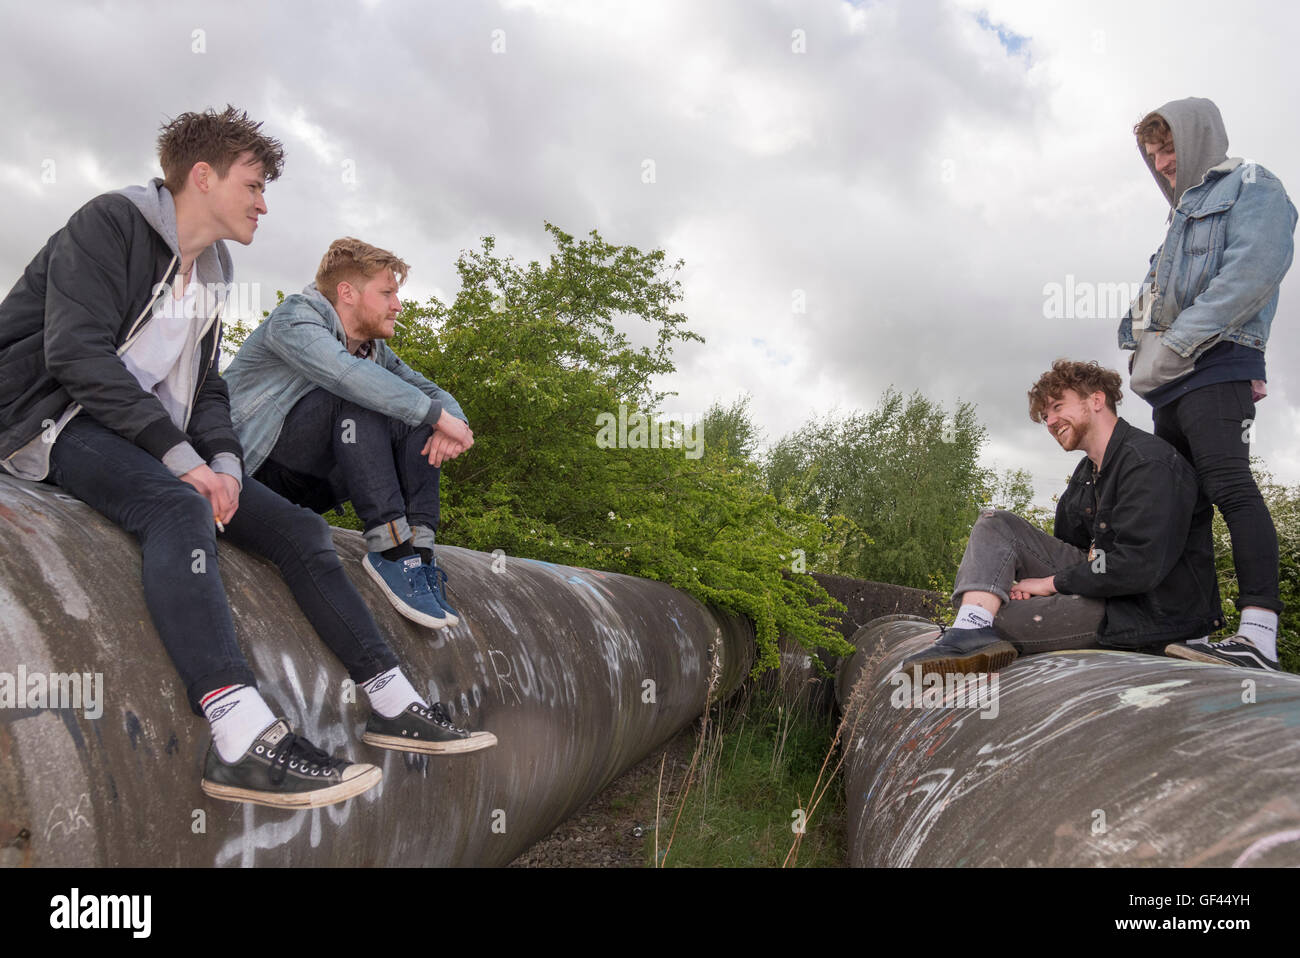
[1128,97,1265,406]
[1,180,241,483]
[1140,96,1229,210]
[110,181,240,480]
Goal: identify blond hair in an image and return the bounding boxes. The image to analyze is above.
[315,237,410,306]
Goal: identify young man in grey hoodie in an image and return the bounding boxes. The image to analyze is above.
[1120,97,1297,670]
[0,107,494,810]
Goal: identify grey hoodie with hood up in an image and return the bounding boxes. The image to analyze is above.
[1140,96,1229,211]
[1127,97,1269,404]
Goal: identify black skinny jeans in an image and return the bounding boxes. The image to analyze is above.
[49,415,400,714]
[256,388,441,554]
[1153,380,1281,613]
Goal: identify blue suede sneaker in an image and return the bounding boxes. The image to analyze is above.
[422,560,460,627]
[362,552,450,629]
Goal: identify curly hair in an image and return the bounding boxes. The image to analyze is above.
[315,237,411,306]
[1133,111,1172,149]
[1028,360,1123,423]
[157,105,285,194]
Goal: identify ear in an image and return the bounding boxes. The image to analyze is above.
[190,161,213,194]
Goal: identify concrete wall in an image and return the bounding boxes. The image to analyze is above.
[764,573,942,714]
[836,615,1300,866]
[0,475,752,867]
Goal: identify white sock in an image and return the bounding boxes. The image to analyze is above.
[1238,609,1279,660]
[952,603,995,630]
[361,667,428,718]
[201,684,277,763]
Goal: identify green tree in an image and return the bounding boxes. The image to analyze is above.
[697,394,763,466]
[231,225,850,672]
[766,389,994,593]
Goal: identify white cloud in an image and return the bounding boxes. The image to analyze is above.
[1,0,1297,510]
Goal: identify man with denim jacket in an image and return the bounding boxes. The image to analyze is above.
[225,238,470,630]
[1119,98,1297,671]
[0,109,494,810]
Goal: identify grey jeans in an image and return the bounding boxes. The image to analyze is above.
[952,509,1106,654]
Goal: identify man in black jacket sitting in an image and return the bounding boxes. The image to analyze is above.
[903,359,1224,676]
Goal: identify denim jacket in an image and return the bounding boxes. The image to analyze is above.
[225,283,466,475]
[1118,159,1297,360]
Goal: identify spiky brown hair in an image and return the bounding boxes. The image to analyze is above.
[157,105,285,194]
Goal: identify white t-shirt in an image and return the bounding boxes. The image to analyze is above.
[120,271,209,426]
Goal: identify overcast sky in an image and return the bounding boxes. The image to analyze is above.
[3,0,1298,507]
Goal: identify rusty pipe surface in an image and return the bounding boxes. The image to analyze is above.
[836,615,1300,867]
[0,475,752,867]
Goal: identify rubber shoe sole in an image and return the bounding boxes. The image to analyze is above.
[361,729,498,755]
[1164,642,1226,665]
[904,639,1019,678]
[363,555,450,629]
[1165,640,1280,671]
[200,763,381,809]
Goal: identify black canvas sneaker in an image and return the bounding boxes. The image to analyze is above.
[362,702,498,755]
[201,719,382,808]
[1164,636,1281,672]
[898,625,1019,677]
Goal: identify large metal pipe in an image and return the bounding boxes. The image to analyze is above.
[837,615,1300,867]
[0,475,752,867]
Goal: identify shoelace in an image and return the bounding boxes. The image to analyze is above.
[412,702,466,733]
[424,563,450,599]
[402,561,435,596]
[264,733,345,784]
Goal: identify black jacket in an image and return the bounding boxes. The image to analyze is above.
[0,192,242,468]
[1053,418,1223,646]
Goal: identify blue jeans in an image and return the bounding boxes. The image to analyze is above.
[1153,380,1281,613]
[952,509,1107,654]
[48,415,400,714]
[256,388,441,554]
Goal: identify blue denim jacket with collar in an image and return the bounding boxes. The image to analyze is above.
[225,283,466,475]
[1118,159,1297,360]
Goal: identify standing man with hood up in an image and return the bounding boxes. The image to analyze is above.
[1121,97,1297,670]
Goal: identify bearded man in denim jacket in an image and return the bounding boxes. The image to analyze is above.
[225,238,471,631]
[1120,97,1297,672]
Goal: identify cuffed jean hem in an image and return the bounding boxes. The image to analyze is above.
[410,524,436,551]
[950,581,1011,607]
[187,667,258,717]
[364,515,413,552]
[1236,593,1285,615]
